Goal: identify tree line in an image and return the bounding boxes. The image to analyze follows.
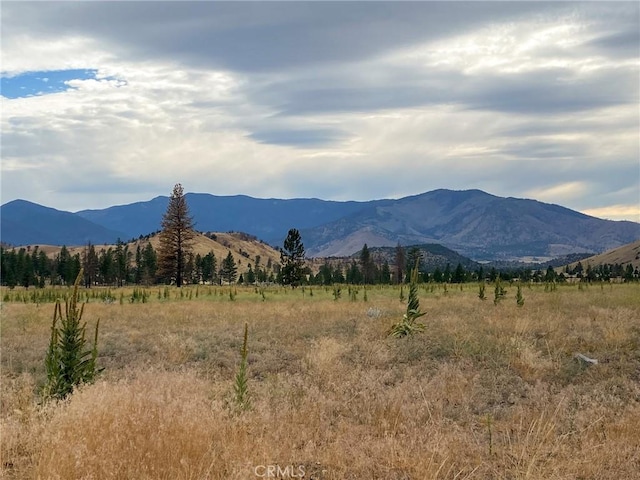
[0,242,277,288]
[2,240,637,289]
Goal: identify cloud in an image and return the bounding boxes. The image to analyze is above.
[249,128,349,148]
[525,181,591,204]
[1,2,562,73]
[1,1,638,221]
[582,205,640,223]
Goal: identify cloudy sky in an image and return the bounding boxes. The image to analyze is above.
[1,1,639,221]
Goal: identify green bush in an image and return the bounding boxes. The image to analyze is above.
[44,270,101,400]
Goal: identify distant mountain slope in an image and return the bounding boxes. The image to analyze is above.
[0,200,126,247]
[366,243,481,271]
[564,239,640,270]
[301,189,640,259]
[77,193,375,244]
[3,189,639,261]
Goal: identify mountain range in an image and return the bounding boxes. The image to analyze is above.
[2,189,639,261]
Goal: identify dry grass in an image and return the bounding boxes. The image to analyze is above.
[1,283,639,479]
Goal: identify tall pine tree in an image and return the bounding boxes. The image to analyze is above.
[158,184,195,287]
[360,243,375,284]
[280,228,306,287]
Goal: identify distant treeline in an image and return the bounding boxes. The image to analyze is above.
[0,242,275,288]
[1,243,637,289]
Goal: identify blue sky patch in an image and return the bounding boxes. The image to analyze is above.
[1,69,98,99]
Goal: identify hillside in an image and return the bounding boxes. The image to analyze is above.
[563,239,640,271]
[365,244,480,272]
[40,231,282,274]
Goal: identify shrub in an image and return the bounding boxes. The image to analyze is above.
[44,270,101,400]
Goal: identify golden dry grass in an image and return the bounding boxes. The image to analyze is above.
[1,283,639,479]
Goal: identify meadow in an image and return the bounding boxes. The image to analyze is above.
[1,282,639,479]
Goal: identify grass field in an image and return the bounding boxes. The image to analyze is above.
[1,283,639,479]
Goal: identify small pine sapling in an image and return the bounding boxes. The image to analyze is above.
[516,284,525,307]
[478,283,486,301]
[44,269,101,400]
[233,322,251,411]
[333,285,341,300]
[493,278,507,305]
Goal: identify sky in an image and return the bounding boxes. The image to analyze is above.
[1,1,639,222]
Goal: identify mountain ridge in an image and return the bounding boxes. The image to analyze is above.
[299,189,639,259]
[0,199,127,247]
[2,189,638,261]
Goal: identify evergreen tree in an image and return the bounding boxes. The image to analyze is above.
[193,253,203,284]
[394,243,406,284]
[57,246,71,285]
[201,251,217,284]
[157,184,196,287]
[184,252,195,284]
[544,265,556,283]
[220,251,238,284]
[443,263,452,283]
[22,250,35,288]
[280,228,306,287]
[333,265,345,284]
[82,243,99,287]
[360,243,375,284]
[433,267,443,283]
[318,262,333,286]
[489,267,498,282]
[256,267,268,283]
[2,248,18,287]
[44,270,100,400]
[141,243,158,284]
[99,248,116,285]
[452,263,466,283]
[134,245,143,284]
[246,264,256,284]
[346,260,362,284]
[624,264,634,281]
[35,249,51,287]
[380,260,391,284]
[114,239,129,287]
